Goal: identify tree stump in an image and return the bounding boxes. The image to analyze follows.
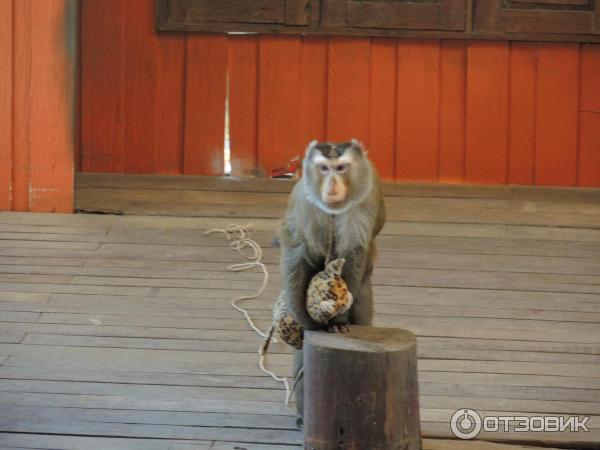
[303,326,421,450]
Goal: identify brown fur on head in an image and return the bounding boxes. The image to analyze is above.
[302,139,373,215]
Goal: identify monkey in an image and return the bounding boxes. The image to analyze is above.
[277,139,386,427]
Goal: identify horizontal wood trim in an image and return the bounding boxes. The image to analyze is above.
[507,0,593,8]
[156,23,600,43]
[156,0,600,43]
[75,173,600,203]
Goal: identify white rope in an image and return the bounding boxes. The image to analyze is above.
[204,224,291,403]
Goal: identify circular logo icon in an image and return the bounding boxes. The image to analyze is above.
[450,408,482,440]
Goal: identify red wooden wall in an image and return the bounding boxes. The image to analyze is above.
[0,0,76,212]
[80,0,600,187]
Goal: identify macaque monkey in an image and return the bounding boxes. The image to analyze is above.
[278,139,386,426]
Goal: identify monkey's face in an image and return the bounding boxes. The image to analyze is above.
[303,140,370,214]
[314,152,351,207]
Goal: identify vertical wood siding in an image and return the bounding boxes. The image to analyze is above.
[535,45,580,186]
[368,38,397,181]
[0,0,13,210]
[396,40,440,182]
[438,40,466,184]
[579,45,600,187]
[81,0,186,175]
[508,43,536,185]
[228,36,259,176]
[80,3,600,187]
[184,34,228,175]
[0,0,76,212]
[257,36,304,175]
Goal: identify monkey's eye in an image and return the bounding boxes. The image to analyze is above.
[317,164,330,174]
[335,164,349,174]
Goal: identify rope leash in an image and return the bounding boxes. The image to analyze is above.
[204,224,292,403]
[325,214,336,264]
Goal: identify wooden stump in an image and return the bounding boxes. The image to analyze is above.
[303,326,421,450]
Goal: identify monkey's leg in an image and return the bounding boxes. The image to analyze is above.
[293,348,304,429]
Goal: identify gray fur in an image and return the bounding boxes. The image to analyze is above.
[278,140,386,424]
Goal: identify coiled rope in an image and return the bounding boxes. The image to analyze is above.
[204,224,291,403]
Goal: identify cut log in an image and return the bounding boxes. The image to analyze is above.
[304,326,421,450]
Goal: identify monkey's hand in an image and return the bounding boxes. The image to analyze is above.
[327,323,350,333]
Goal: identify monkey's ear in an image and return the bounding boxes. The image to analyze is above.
[305,140,318,158]
[350,139,368,156]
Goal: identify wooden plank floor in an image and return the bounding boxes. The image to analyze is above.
[0,173,599,449]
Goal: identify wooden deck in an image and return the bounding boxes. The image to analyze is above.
[0,173,599,449]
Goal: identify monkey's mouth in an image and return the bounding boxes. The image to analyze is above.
[324,196,346,207]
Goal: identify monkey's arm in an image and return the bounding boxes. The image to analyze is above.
[279,196,321,331]
[332,244,373,326]
[372,179,387,238]
[348,189,383,326]
[280,242,321,330]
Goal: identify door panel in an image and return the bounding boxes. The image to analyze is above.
[474,0,600,35]
[156,0,312,30]
[322,0,466,30]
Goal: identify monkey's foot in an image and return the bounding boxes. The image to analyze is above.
[327,323,350,333]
